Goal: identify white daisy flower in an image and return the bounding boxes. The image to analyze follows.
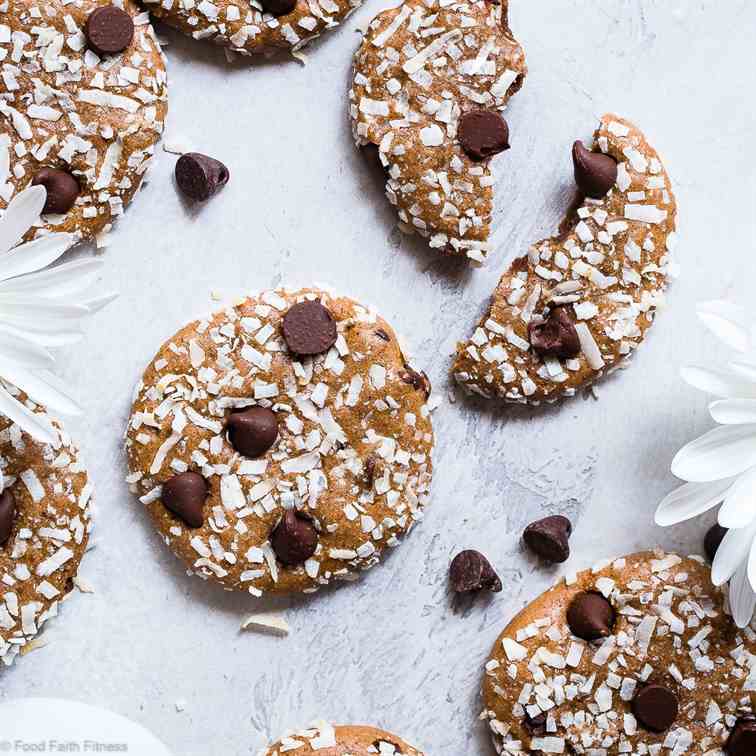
[0,186,115,445]
[656,300,756,626]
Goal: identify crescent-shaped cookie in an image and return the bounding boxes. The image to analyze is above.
[453,113,678,402]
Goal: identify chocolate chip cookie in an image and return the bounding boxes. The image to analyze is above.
[125,287,434,596]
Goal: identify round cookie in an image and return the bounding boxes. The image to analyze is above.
[453,113,678,403]
[125,287,434,596]
[481,550,754,755]
[141,0,364,57]
[259,722,425,755]
[0,395,93,668]
[0,1,168,246]
[349,0,527,262]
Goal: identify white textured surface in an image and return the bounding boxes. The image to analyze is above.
[1,2,755,754]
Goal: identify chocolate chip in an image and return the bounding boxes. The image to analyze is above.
[161,472,208,528]
[727,718,756,756]
[524,712,547,737]
[226,406,278,458]
[704,523,727,562]
[632,684,679,733]
[523,515,572,563]
[449,550,502,594]
[271,509,318,565]
[400,365,432,399]
[528,307,580,360]
[84,6,134,56]
[0,490,15,546]
[572,140,617,199]
[375,328,391,342]
[458,110,510,161]
[175,153,230,202]
[566,592,615,641]
[282,300,337,356]
[364,455,378,487]
[32,168,80,214]
[260,0,297,16]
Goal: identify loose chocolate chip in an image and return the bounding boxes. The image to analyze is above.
[282,300,338,356]
[727,718,756,756]
[175,153,230,202]
[458,110,510,161]
[566,592,615,641]
[32,168,80,214]
[704,523,727,562]
[0,490,15,546]
[271,509,318,565]
[523,515,572,563]
[528,307,581,360]
[84,6,134,56]
[449,550,502,594]
[260,0,297,16]
[162,472,208,528]
[632,684,679,733]
[524,712,547,737]
[572,140,618,199]
[400,365,432,399]
[226,406,278,458]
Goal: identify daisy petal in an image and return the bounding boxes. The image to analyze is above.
[0,258,103,298]
[0,366,81,416]
[696,300,751,352]
[0,329,54,369]
[709,399,756,425]
[0,384,57,445]
[82,291,119,313]
[728,360,756,383]
[0,231,75,282]
[655,479,733,526]
[712,519,756,586]
[0,186,46,252]
[0,323,82,347]
[681,365,756,399]
[671,424,756,482]
[0,299,89,333]
[719,466,756,528]
[731,559,756,628]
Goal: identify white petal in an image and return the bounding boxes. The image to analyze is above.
[719,466,756,528]
[728,359,756,384]
[0,366,80,416]
[0,258,103,298]
[0,328,54,369]
[0,232,75,282]
[0,186,45,252]
[696,300,751,352]
[655,479,732,526]
[82,291,118,313]
[0,322,82,347]
[0,299,89,333]
[731,559,756,628]
[709,398,756,425]
[712,520,756,585]
[671,424,756,482]
[681,365,756,398]
[0,383,57,445]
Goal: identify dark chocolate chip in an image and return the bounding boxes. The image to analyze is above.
[364,455,378,487]
[449,550,502,594]
[84,6,134,56]
[175,153,229,202]
[271,509,318,565]
[260,0,297,16]
[567,592,615,641]
[458,110,510,161]
[282,300,337,356]
[32,168,80,214]
[523,515,572,563]
[0,490,15,546]
[572,140,618,199]
[727,718,756,756]
[632,684,679,733]
[528,307,581,360]
[704,523,727,562]
[400,365,432,399]
[375,328,391,342]
[226,406,278,458]
[161,472,208,528]
[524,712,547,737]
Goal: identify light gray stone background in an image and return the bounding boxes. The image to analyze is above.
[1,1,754,754]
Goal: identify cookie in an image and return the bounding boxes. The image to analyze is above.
[259,722,425,755]
[125,287,434,596]
[481,550,754,755]
[141,0,363,57]
[349,0,526,262]
[0,394,93,667]
[453,113,678,402]
[0,1,168,246]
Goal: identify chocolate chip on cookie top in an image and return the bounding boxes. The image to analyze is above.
[482,550,755,755]
[0,397,93,668]
[0,0,167,247]
[454,113,678,404]
[125,287,434,597]
[349,0,527,263]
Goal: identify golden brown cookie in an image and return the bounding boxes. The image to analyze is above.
[0,0,168,246]
[258,722,425,755]
[125,287,434,596]
[482,550,754,755]
[454,113,678,402]
[0,395,93,667]
[349,0,526,262]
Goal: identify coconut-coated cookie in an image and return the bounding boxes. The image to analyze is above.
[259,722,425,755]
[125,287,434,596]
[0,394,93,667]
[453,114,678,403]
[0,0,168,246]
[349,0,526,262]
[482,550,755,755]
